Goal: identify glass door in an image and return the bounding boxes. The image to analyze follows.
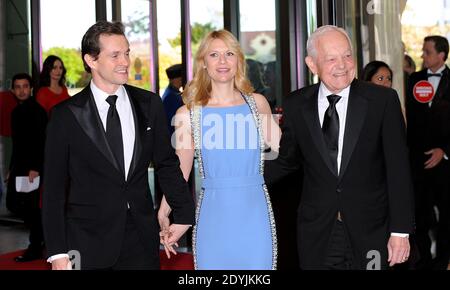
[40,0,96,95]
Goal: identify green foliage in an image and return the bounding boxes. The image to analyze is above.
[42,47,86,87]
[162,22,215,93]
[168,35,181,48]
[124,12,149,38]
[167,22,216,51]
[191,22,216,44]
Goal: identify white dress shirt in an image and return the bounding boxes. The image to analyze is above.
[318,83,350,175]
[47,81,136,264]
[90,81,135,179]
[317,82,408,238]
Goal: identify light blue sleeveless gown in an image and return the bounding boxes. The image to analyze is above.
[192,98,277,270]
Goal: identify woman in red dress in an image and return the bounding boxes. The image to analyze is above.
[36,55,70,115]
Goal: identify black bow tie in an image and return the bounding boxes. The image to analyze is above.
[428,73,442,78]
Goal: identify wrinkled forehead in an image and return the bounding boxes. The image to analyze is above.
[316,31,352,54]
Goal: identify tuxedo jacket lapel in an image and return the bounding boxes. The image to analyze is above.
[432,66,450,104]
[125,86,146,181]
[339,81,368,180]
[68,87,122,175]
[302,85,338,176]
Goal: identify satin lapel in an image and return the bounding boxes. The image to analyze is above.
[67,87,120,173]
[432,67,450,105]
[339,81,368,180]
[126,87,146,181]
[301,85,337,176]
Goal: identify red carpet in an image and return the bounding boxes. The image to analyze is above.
[0,249,194,270]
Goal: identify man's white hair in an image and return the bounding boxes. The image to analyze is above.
[306,25,353,58]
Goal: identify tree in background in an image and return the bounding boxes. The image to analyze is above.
[160,22,216,90]
[168,22,216,57]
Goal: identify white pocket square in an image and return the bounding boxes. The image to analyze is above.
[146,127,151,131]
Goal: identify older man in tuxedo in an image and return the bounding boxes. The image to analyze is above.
[265,25,414,270]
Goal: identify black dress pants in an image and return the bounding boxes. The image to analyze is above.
[412,160,450,269]
[323,220,353,270]
[83,210,159,270]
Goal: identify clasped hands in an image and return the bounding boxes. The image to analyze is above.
[157,211,190,259]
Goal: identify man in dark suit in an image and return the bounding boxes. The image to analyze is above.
[7,73,47,262]
[406,35,450,270]
[162,64,184,136]
[265,25,414,270]
[42,21,195,270]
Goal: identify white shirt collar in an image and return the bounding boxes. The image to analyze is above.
[319,82,351,101]
[90,81,126,107]
[427,65,446,75]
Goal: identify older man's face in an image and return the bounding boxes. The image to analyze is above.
[306,31,356,94]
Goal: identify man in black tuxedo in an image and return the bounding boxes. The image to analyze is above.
[265,25,414,270]
[406,35,450,270]
[8,73,47,262]
[42,21,194,270]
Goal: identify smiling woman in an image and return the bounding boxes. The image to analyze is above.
[158,29,280,270]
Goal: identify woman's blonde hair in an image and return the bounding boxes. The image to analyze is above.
[183,29,254,109]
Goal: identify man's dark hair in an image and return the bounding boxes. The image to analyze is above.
[424,35,449,61]
[81,21,126,73]
[11,73,33,89]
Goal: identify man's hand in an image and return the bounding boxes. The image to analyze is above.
[51,257,71,270]
[28,170,39,183]
[424,148,445,169]
[387,236,410,267]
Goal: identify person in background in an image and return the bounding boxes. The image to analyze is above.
[263,61,277,111]
[361,61,408,124]
[162,64,184,136]
[403,54,417,101]
[404,54,416,76]
[361,60,393,88]
[405,35,450,270]
[246,59,275,111]
[7,73,47,262]
[36,55,70,115]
